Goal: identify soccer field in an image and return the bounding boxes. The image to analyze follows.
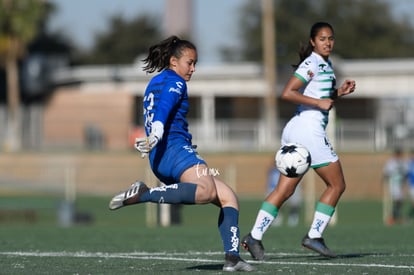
[0,196,413,274]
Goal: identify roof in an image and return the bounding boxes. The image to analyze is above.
[51,58,414,98]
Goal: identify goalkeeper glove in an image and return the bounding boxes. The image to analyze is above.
[135,134,159,154]
[135,121,164,157]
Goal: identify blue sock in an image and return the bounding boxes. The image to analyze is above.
[218,207,240,256]
[140,183,197,204]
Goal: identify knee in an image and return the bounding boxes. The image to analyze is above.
[196,182,217,203]
[335,181,346,195]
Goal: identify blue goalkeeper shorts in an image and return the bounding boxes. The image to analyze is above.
[149,137,206,184]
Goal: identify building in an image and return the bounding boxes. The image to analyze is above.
[5,57,411,152]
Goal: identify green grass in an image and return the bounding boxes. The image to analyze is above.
[0,195,413,274]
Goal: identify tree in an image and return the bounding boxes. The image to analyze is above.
[0,0,47,151]
[319,0,414,59]
[224,0,414,64]
[75,14,162,65]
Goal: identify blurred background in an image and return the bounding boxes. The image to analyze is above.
[1,0,414,226]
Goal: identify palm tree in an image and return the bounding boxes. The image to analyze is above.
[0,0,46,151]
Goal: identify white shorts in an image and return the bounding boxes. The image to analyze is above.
[281,114,338,168]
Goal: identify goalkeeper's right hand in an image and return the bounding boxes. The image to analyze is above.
[134,121,164,158]
[135,134,159,156]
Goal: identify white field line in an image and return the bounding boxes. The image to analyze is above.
[1,251,414,270]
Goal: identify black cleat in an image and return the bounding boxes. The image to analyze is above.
[301,235,337,258]
[241,233,265,260]
[223,253,255,272]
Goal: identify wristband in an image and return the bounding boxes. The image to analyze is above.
[331,89,339,100]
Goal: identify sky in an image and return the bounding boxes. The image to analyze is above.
[47,0,242,64]
[48,0,414,65]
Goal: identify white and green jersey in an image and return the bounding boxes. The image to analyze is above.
[281,52,338,167]
[383,158,407,200]
[294,52,336,129]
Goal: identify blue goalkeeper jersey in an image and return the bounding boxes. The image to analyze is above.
[143,69,192,141]
[408,159,414,187]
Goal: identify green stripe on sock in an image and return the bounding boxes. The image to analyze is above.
[261,201,278,217]
[315,202,335,216]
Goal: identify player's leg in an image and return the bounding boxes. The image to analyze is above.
[409,186,414,220]
[253,175,302,235]
[109,141,205,209]
[179,166,254,271]
[179,163,219,204]
[393,199,403,223]
[210,177,255,271]
[242,175,302,260]
[109,149,253,271]
[391,185,404,223]
[109,164,214,210]
[302,160,345,257]
[314,160,346,207]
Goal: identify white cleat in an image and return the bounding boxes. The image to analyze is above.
[109,181,149,210]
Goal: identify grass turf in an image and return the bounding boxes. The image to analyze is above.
[0,195,413,274]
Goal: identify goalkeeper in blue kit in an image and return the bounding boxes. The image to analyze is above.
[108,36,254,272]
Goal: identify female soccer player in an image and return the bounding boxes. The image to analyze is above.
[108,36,254,272]
[383,147,408,224]
[407,150,414,220]
[242,22,356,260]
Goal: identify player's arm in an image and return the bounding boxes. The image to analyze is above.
[136,81,182,154]
[280,75,333,111]
[152,83,182,128]
[332,80,356,99]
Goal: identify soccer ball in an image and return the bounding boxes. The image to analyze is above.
[275,143,311,178]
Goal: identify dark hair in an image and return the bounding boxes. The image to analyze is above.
[293,22,334,68]
[142,35,197,73]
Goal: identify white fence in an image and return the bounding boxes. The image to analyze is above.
[190,118,389,152]
[0,104,409,152]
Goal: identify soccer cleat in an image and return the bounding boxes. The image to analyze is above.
[222,253,255,272]
[241,233,265,260]
[301,235,337,258]
[109,181,149,210]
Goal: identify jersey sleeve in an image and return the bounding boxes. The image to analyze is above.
[152,78,186,125]
[294,56,318,84]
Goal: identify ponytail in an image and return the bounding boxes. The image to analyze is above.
[142,35,197,73]
[293,42,313,69]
